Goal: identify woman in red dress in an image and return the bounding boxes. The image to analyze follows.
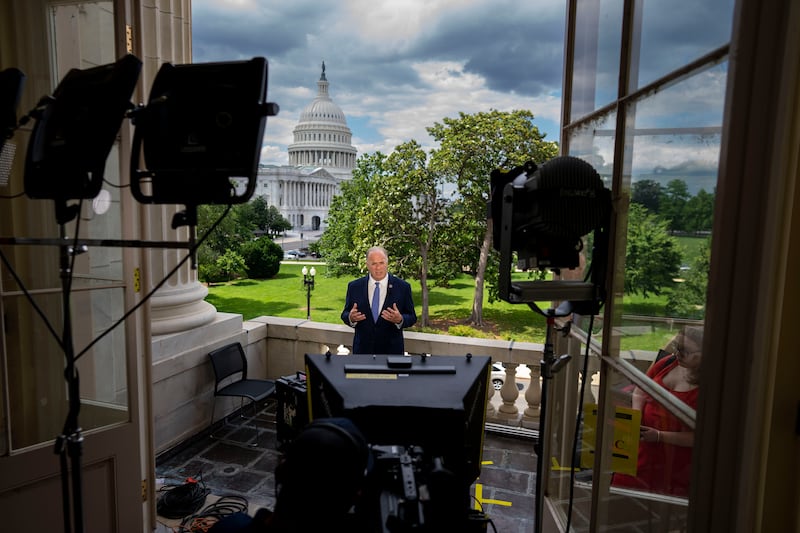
[612,326,703,497]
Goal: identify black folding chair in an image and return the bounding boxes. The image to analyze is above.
[208,342,276,447]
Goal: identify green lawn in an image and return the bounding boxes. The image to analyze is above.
[205,262,550,343]
[205,261,691,349]
[675,234,709,266]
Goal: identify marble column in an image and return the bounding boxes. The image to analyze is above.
[144,205,216,336]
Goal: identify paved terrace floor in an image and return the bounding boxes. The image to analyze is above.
[154,403,688,532]
[154,402,540,533]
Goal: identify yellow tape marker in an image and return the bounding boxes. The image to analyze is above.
[473,483,513,508]
[551,457,580,472]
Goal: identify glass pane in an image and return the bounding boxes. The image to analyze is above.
[3,285,128,451]
[610,329,702,495]
[550,356,696,532]
[633,0,735,90]
[570,0,624,118]
[620,62,725,339]
[565,110,616,187]
[0,0,126,452]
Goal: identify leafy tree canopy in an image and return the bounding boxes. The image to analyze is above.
[624,203,682,297]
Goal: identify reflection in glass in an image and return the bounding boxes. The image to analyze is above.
[619,62,724,347]
[570,0,624,118]
[5,286,128,451]
[0,0,127,453]
[566,110,616,187]
[611,326,702,497]
[633,0,735,90]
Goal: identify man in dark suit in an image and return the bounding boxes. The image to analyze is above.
[341,246,417,354]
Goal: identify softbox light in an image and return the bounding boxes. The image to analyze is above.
[130,57,278,213]
[24,54,142,207]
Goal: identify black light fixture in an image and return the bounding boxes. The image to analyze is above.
[130,57,279,229]
[0,67,24,152]
[23,54,142,224]
[0,67,25,187]
[490,155,611,311]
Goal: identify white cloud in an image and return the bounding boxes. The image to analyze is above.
[193,0,568,165]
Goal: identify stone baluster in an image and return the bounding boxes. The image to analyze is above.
[498,364,520,415]
[523,364,542,424]
[486,385,496,417]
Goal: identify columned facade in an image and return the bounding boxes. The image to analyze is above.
[253,166,339,231]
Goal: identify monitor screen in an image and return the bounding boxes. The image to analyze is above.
[304,353,491,487]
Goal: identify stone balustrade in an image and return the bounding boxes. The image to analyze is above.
[152,313,545,454]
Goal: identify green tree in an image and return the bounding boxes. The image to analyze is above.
[683,188,715,233]
[197,203,253,257]
[661,179,691,233]
[352,140,450,327]
[239,197,292,237]
[427,110,558,326]
[631,179,664,213]
[624,203,682,297]
[240,195,270,232]
[266,205,293,237]
[667,236,711,318]
[318,152,386,276]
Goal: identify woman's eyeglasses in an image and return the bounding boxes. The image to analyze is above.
[673,345,701,358]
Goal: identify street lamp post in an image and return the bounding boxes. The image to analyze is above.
[301,265,316,319]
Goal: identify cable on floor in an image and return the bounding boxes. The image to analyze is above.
[157,474,212,519]
[178,495,250,532]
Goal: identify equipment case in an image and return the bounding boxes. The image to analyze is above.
[276,371,308,448]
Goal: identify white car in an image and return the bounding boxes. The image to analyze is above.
[490,363,506,390]
[490,362,530,390]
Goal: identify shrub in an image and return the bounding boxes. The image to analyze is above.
[448,324,492,339]
[241,237,282,279]
[199,250,247,283]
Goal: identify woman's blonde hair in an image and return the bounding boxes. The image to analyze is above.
[670,325,704,385]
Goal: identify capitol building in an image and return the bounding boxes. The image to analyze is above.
[249,63,357,232]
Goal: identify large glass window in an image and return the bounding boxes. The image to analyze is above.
[548,0,733,529]
[0,0,128,453]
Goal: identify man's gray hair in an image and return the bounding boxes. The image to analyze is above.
[366,246,388,261]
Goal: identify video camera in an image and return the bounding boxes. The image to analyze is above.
[362,444,489,532]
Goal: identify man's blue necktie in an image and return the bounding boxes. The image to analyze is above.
[372,282,380,322]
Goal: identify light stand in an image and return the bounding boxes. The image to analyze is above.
[490,156,611,533]
[55,227,86,533]
[533,305,572,533]
[2,54,278,533]
[302,266,316,319]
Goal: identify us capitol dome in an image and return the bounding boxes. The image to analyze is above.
[253,62,357,232]
[288,61,357,179]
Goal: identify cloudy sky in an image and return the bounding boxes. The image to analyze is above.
[191,0,567,166]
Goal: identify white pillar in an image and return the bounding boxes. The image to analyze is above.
[144,205,217,336]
